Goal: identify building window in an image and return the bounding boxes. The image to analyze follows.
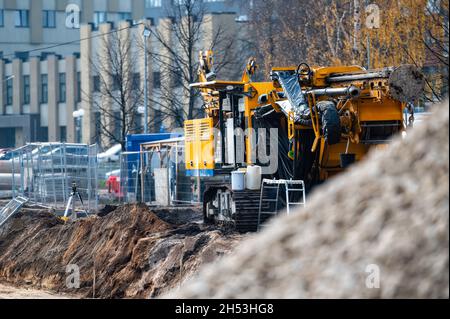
[93,11,107,27]
[153,72,161,89]
[23,75,30,105]
[38,126,49,142]
[59,73,66,103]
[60,127,67,142]
[93,75,101,92]
[0,10,4,27]
[76,72,81,102]
[114,111,121,139]
[132,73,140,89]
[146,0,162,8]
[154,110,163,132]
[41,74,48,104]
[94,112,101,145]
[173,69,183,88]
[43,10,56,28]
[15,10,29,27]
[112,74,121,91]
[6,78,13,106]
[118,12,132,21]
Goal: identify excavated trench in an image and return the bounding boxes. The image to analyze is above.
[0,204,243,299]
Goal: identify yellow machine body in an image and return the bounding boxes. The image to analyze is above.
[184,118,215,175]
[186,52,406,182]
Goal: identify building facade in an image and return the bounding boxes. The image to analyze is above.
[0,0,247,148]
[0,53,81,147]
[0,0,152,58]
[0,0,151,147]
[80,12,239,147]
[0,0,247,59]
[144,0,246,21]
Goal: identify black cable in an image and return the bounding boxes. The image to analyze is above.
[2,23,144,59]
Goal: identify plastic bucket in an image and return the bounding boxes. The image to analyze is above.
[246,165,262,190]
[231,171,246,191]
[340,153,356,168]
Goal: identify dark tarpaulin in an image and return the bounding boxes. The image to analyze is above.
[274,71,309,114]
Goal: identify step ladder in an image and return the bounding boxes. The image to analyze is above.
[0,196,29,228]
[257,179,306,231]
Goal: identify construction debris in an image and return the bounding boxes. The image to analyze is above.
[0,197,28,227]
[166,102,449,299]
[0,204,243,298]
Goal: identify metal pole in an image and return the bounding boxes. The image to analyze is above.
[50,144,57,206]
[143,32,149,134]
[30,148,37,203]
[140,148,145,203]
[367,34,371,70]
[87,145,92,213]
[72,189,76,220]
[119,152,124,204]
[94,144,98,211]
[61,143,67,203]
[11,151,15,198]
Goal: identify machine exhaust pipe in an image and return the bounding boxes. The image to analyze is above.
[307,86,360,98]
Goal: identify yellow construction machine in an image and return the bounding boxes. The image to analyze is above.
[185,51,424,232]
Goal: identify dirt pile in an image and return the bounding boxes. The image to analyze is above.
[167,103,449,299]
[0,204,242,298]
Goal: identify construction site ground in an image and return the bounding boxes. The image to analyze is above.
[0,203,244,299]
[0,283,76,299]
[0,104,447,300]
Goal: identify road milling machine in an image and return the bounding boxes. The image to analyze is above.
[185,51,424,232]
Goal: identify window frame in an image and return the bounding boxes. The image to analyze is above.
[15,10,30,28]
[146,0,162,8]
[59,73,66,103]
[76,72,81,102]
[23,75,30,105]
[6,78,13,106]
[132,73,141,89]
[93,11,107,27]
[60,126,67,142]
[118,12,132,21]
[93,75,101,93]
[42,10,56,28]
[153,72,161,89]
[0,9,4,27]
[41,74,48,104]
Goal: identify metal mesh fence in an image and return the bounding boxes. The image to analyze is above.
[117,144,201,206]
[97,161,121,204]
[11,143,98,213]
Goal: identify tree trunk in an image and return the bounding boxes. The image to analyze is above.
[353,0,361,63]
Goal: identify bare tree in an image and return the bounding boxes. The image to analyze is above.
[144,0,237,129]
[353,0,362,62]
[248,0,355,75]
[88,29,146,151]
[423,0,449,101]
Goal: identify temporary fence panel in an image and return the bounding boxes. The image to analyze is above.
[11,143,98,213]
[119,145,201,206]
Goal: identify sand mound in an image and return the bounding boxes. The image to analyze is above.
[167,103,449,299]
[0,204,242,298]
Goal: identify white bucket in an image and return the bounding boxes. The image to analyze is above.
[246,165,262,190]
[231,171,246,191]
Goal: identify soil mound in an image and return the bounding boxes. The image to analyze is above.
[0,204,242,298]
[167,103,449,299]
